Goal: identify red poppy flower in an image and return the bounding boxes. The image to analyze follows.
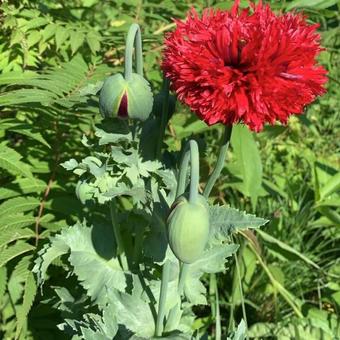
[161,0,327,131]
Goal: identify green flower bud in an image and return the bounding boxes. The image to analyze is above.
[99,73,153,121]
[167,195,210,264]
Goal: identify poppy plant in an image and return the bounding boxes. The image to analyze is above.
[162,0,327,131]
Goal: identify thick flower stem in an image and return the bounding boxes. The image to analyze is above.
[176,140,200,202]
[109,200,128,270]
[203,125,232,198]
[124,23,143,80]
[156,259,171,336]
[156,76,170,160]
[178,262,189,295]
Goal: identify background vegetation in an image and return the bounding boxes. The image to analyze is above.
[0,0,339,338]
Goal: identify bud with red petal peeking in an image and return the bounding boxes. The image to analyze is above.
[99,72,153,121]
[162,0,327,132]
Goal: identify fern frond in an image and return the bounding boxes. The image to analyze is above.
[0,241,35,267]
[0,228,35,248]
[15,271,37,340]
[0,197,40,218]
[0,143,34,179]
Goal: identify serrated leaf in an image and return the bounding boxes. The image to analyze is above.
[0,197,40,218]
[5,121,51,148]
[34,222,127,306]
[95,127,132,145]
[0,143,33,178]
[15,271,37,339]
[209,205,268,243]
[0,228,35,248]
[33,238,69,285]
[108,291,155,338]
[0,215,36,232]
[0,241,35,267]
[0,177,46,200]
[184,244,238,305]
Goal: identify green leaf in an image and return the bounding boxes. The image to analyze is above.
[0,266,7,301]
[0,215,36,232]
[184,244,238,304]
[0,197,40,218]
[86,31,101,54]
[209,205,268,244]
[108,291,155,338]
[42,23,57,41]
[257,229,321,269]
[286,0,339,10]
[0,228,35,248]
[33,237,69,285]
[228,320,246,340]
[70,31,85,54]
[34,222,127,306]
[0,178,46,200]
[1,119,51,148]
[55,25,69,50]
[0,143,34,178]
[0,241,35,267]
[15,272,37,339]
[319,172,340,200]
[95,127,132,145]
[230,124,263,208]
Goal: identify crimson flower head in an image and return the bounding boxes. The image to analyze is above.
[162,0,327,131]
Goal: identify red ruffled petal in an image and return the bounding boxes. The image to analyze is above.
[161,1,327,131]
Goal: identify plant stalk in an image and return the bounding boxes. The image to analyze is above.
[203,125,232,198]
[124,23,143,80]
[109,200,128,270]
[156,259,171,336]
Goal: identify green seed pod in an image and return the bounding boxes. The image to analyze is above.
[99,73,153,121]
[167,195,210,264]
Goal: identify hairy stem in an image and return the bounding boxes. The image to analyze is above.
[124,23,143,80]
[203,125,232,198]
[156,259,171,336]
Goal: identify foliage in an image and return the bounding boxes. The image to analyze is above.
[0,0,339,339]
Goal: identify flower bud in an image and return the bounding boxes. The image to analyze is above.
[167,195,210,264]
[99,73,153,121]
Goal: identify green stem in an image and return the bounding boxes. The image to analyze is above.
[156,259,171,336]
[234,251,248,340]
[124,23,143,80]
[109,200,128,270]
[203,125,232,198]
[214,274,221,340]
[156,77,170,160]
[167,140,200,330]
[178,262,190,295]
[176,140,200,202]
